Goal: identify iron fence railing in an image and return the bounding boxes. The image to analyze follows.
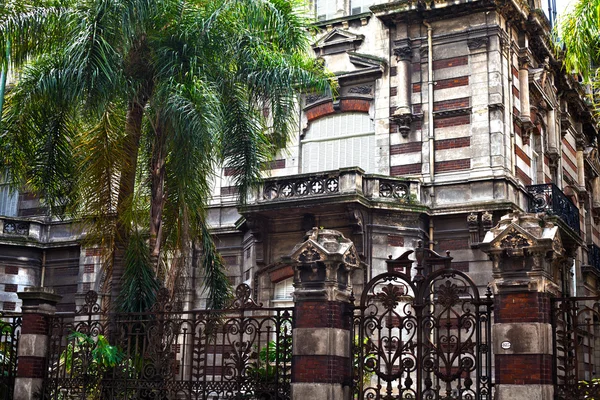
[0,313,21,400]
[589,244,600,272]
[552,296,600,400]
[527,183,580,235]
[41,285,293,400]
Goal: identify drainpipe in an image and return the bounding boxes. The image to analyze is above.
[424,21,434,183]
[506,21,516,175]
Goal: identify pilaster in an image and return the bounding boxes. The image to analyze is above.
[14,287,61,400]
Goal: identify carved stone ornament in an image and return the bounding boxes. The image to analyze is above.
[297,244,322,263]
[496,229,531,249]
[348,85,373,95]
[393,46,412,62]
[391,113,414,138]
[467,37,489,51]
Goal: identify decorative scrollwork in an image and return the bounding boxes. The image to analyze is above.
[44,284,293,399]
[353,252,492,400]
[262,175,339,201]
[379,181,410,201]
[2,221,29,235]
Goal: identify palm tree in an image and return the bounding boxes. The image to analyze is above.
[0,0,331,310]
[557,0,600,103]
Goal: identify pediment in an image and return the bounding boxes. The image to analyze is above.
[348,52,386,69]
[313,28,364,55]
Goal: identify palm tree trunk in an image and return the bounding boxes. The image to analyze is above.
[111,99,146,304]
[149,120,167,272]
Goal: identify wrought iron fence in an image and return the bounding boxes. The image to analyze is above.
[552,295,600,400]
[527,183,580,235]
[41,284,293,400]
[0,313,21,400]
[589,244,600,272]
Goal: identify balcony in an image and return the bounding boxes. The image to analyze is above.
[526,183,580,235]
[250,168,421,207]
[589,244,600,272]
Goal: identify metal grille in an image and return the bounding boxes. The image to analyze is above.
[351,246,493,399]
[42,284,293,400]
[0,313,21,400]
[527,183,580,235]
[553,296,600,400]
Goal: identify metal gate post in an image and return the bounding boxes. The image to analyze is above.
[14,287,61,400]
[287,228,362,400]
[480,212,566,400]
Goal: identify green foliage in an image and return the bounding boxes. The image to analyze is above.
[58,332,124,399]
[0,0,332,308]
[117,230,161,313]
[556,0,600,113]
[353,335,376,386]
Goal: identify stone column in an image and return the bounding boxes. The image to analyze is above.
[392,43,413,138]
[518,53,533,145]
[14,287,61,400]
[288,228,362,400]
[481,212,565,400]
[577,146,586,190]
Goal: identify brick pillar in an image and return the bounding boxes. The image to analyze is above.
[480,212,566,400]
[287,228,362,400]
[14,287,61,400]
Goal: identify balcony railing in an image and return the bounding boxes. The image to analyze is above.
[526,183,580,235]
[252,168,420,205]
[589,244,600,272]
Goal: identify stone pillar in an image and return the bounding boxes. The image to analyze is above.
[577,146,586,190]
[481,212,565,400]
[392,43,413,138]
[593,177,600,209]
[14,287,61,400]
[288,228,362,400]
[518,53,533,145]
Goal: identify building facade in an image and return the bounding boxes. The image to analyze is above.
[0,0,599,314]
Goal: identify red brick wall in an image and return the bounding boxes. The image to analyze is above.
[494,292,551,323]
[435,76,469,90]
[435,159,470,173]
[515,146,531,167]
[433,56,468,70]
[270,265,294,283]
[390,142,422,155]
[434,115,470,128]
[292,355,350,383]
[387,235,404,247]
[433,97,470,111]
[413,83,421,93]
[495,354,552,384]
[515,166,532,185]
[16,356,46,379]
[437,238,469,251]
[295,301,351,330]
[22,314,50,335]
[391,164,421,176]
[435,137,470,151]
[305,99,371,122]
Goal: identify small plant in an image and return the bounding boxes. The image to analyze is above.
[58,332,124,399]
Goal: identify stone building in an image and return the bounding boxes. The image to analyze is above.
[0,0,598,315]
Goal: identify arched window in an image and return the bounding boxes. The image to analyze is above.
[301,112,375,173]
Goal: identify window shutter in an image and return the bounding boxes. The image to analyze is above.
[302,113,375,173]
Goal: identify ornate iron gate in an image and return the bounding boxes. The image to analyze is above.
[351,245,493,400]
[552,295,600,400]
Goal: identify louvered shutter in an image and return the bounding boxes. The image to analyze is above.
[302,113,375,173]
